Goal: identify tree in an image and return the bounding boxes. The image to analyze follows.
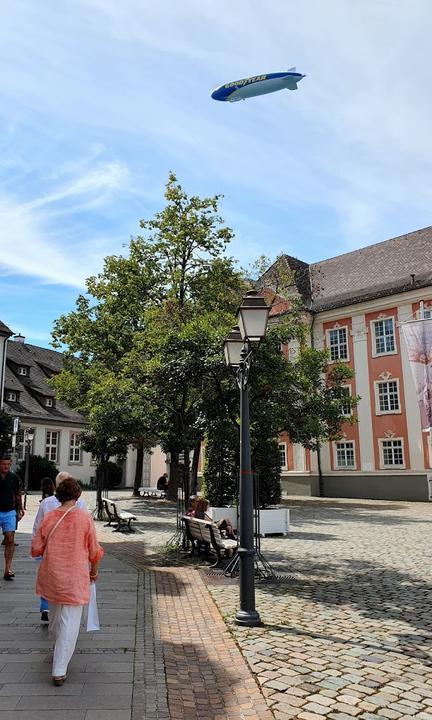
[0,410,12,456]
[51,173,245,500]
[202,310,357,507]
[16,455,57,492]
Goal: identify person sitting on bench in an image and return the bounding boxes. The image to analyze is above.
[186,498,236,540]
[156,473,169,494]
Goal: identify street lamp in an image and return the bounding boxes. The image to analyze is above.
[224,290,270,627]
[23,427,35,509]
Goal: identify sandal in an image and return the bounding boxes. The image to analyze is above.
[3,573,14,581]
[52,675,66,686]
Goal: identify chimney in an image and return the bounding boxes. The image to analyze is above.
[410,274,416,286]
[13,334,25,344]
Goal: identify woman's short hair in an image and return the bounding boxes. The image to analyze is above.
[55,477,82,504]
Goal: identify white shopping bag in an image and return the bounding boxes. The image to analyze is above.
[85,582,100,632]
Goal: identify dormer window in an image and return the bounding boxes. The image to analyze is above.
[18,366,28,376]
[45,398,54,408]
[6,391,17,402]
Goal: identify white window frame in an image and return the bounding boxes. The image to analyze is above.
[340,385,352,417]
[68,432,82,464]
[423,308,432,320]
[333,440,356,470]
[371,317,397,357]
[5,391,17,402]
[45,430,60,464]
[278,442,288,470]
[18,366,28,376]
[326,326,349,362]
[379,437,405,469]
[374,379,401,415]
[16,429,34,460]
[45,398,53,408]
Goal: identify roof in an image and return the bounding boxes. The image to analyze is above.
[3,340,85,425]
[0,320,13,337]
[276,226,432,313]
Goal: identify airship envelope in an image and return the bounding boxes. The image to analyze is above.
[211,68,305,102]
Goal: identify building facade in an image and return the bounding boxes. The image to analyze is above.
[0,332,167,488]
[267,227,432,501]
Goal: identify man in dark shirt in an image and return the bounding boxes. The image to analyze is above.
[0,456,24,580]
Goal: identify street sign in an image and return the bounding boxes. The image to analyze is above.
[13,417,20,435]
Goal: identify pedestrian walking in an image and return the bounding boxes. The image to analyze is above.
[31,477,103,686]
[0,455,24,580]
[32,471,88,624]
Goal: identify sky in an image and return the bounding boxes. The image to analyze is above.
[1,0,431,347]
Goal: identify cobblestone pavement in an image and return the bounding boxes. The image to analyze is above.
[206,498,432,720]
[91,492,432,720]
[10,492,432,720]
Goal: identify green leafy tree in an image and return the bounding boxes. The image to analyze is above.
[52,173,245,501]
[0,410,12,456]
[16,455,57,492]
[202,310,357,507]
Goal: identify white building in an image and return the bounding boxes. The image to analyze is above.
[0,331,167,488]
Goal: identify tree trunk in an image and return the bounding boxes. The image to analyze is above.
[317,445,324,497]
[183,447,190,510]
[133,440,144,497]
[167,450,179,501]
[96,464,104,520]
[191,441,201,495]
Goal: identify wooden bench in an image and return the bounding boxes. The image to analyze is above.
[138,486,167,499]
[103,499,136,533]
[182,516,237,568]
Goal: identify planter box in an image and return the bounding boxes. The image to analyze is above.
[208,506,289,536]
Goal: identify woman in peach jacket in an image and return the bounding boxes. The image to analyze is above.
[31,477,104,685]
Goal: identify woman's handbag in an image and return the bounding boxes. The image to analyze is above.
[85,582,100,632]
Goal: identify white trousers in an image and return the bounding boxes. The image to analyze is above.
[49,603,84,677]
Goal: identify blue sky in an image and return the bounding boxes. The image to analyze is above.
[1,0,431,347]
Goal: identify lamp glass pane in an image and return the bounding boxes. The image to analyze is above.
[239,306,270,340]
[224,339,243,366]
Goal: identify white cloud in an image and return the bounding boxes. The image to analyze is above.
[0,0,431,282]
[0,161,131,286]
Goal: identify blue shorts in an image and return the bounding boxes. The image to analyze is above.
[0,510,16,533]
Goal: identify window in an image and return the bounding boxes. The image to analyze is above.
[16,429,34,460]
[5,391,17,402]
[45,398,53,408]
[373,318,396,355]
[328,327,349,361]
[340,386,352,417]
[376,380,400,414]
[380,439,404,467]
[278,443,287,469]
[18,366,28,376]
[288,347,298,363]
[45,430,60,463]
[423,309,432,320]
[69,432,81,463]
[335,441,355,469]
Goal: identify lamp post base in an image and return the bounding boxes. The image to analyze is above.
[235,609,261,627]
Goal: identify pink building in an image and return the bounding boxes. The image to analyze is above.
[266,227,432,501]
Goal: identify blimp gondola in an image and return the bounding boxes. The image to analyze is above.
[211,68,305,103]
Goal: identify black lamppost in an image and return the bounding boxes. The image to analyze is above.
[223,290,270,627]
[23,427,35,510]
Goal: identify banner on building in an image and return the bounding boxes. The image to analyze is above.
[401,319,432,430]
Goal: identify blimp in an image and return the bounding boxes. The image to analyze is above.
[211,68,305,103]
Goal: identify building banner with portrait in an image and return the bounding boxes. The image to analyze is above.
[401,319,432,430]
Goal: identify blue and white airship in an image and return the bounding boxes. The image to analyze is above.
[211,68,305,103]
